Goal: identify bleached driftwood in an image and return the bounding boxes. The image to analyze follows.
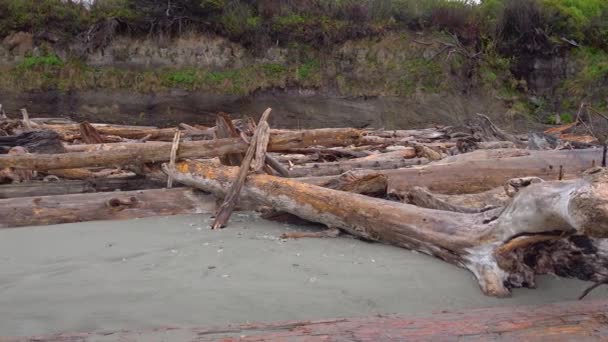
[164,161,608,297]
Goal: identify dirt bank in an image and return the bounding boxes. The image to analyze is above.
[1,214,604,337]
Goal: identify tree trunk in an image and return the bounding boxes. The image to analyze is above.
[164,160,608,297]
[0,188,214,228]
[0,128,362,171]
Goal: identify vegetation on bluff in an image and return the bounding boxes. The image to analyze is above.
[0,0,607,121]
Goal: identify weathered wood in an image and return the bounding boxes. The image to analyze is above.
[366,127,449,140]
[0,130,65,154]
[355,147,416,161]
[472,114,527,148]
[401,186,509,212]
[212,108,271,230]
[164,161,608,296]
[251,121,271,172]
[43,123,179,141]
[322,172,388,196]
[386,149,603,194]
[288,157,429,177]
[264,154,290,177]
[0,177,167,198]
[15,300,607,341]
[0,128,362,171]
[78,121,104,144]
[0,188,214,228]
[215,113,244,166]
[0,147,34,184]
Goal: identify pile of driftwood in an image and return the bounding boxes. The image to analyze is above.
[1,107,607,297]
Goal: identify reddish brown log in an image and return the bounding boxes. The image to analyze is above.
[14,300,608,341]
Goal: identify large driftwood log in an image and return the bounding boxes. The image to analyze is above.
[0,128,362,171]
[0,188,214,228]
[296,148,604,194]
[164,160,608,297]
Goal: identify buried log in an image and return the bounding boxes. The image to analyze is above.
[0,188,215,228]
[0,128,362,171]
[164,160,608,297]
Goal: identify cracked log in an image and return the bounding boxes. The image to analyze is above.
[164,160,608,297]
[0,128,362,171]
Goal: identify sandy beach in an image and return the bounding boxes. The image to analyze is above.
[1,213,605,337]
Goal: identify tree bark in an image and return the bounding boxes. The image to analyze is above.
[0,128,362,171]
[0,188,215,228]
[164,160,608,297]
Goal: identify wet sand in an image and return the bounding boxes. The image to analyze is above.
[1,213,606,337]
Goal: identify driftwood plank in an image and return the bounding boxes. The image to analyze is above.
[0,128,362,171]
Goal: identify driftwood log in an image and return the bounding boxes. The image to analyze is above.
[0,128,362,171]
[300,149,604,194]
[42,123,179,141]
[0,188,215,228]
[288,157,429,177]
[164,160,608,297]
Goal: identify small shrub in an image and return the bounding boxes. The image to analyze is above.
[297,59,320,80]
[165,70,198,87]
[18,54,64,69]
